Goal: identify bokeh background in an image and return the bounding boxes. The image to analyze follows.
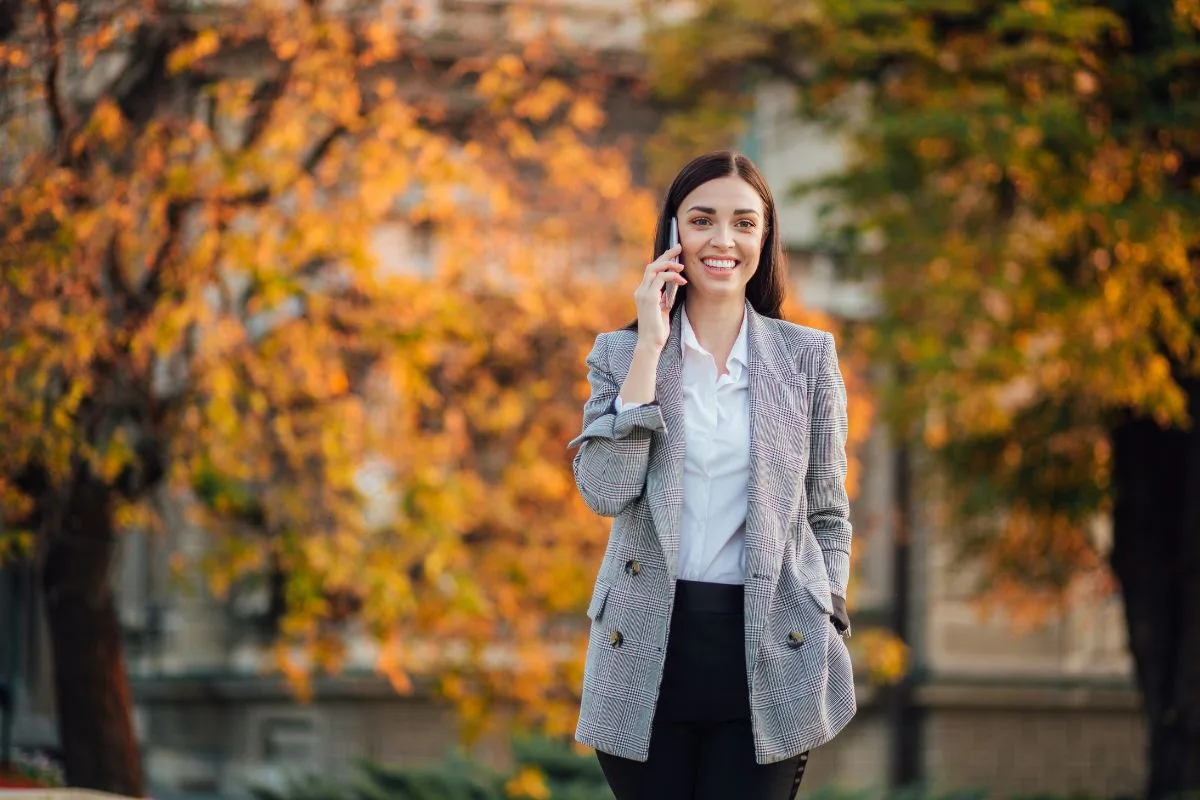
[1,1,1197,798]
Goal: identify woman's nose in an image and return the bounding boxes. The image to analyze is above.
[711,224,735,248]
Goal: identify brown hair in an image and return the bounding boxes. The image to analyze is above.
[652,150,787,320]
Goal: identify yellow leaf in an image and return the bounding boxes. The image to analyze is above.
[328,368,349,395]
[514,79,570,123]
[57,3,79,26]
[504,767,549,800]
[91,100,125,142]
[568,97,605,132]
[167,29,219,75]
[364,20,399,62]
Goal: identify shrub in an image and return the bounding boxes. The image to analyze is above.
[250,737,610,800]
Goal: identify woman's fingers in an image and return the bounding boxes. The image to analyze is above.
[632,245,685,350]
[642,245,682,282]
[639,263,685,301]
[642,259,683,293]
[651,269,686,293]
[636,247,683,297]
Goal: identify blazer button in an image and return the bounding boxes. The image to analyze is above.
[624,559,642,576]
[787,630,805,648]
[609,630,624,648]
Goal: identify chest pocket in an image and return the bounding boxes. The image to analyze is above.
[586,581,611,621]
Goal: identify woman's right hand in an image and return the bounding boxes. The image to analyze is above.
[632,245,685,353]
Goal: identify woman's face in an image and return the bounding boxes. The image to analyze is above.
[674,175,766,304]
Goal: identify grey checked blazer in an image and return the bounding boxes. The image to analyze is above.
[568,300,856,765]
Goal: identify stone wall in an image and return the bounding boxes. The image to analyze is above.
[131,677,1144,799]
[921,685,1144,798]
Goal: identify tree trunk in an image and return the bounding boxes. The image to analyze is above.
[41,472,143,797]
[1110,377,1200,799]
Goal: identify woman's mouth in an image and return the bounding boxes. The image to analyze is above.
[702,257,739,273]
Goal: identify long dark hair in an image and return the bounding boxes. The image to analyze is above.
[650,150,787,320]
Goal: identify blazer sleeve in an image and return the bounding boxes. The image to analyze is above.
[806,331,853,597]
[568,333,666,517]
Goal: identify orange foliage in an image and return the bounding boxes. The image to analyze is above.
[0,0,878,743]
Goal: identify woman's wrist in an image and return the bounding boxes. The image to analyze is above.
[619,342,661,405]
[633,338,663,358]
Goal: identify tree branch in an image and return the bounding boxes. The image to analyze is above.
[218,123,348,208]
[303,122,346,173]
[37,0,68,143]
[102,232,135,318]
[241,62,294,152]
[140,198,190,307]
[113,428,166,499]
[0,0,18,42]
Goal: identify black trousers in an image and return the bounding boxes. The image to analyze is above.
[596,580,809,800]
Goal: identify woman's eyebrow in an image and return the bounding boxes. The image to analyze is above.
[685,205,762,216]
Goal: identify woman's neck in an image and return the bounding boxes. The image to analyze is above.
[684,295,746,373]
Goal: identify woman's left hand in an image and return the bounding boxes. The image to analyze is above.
[830,595,851,638]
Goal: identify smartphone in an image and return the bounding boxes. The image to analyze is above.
[661,217,680,310]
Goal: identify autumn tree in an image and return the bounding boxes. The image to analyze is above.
[650,0,1200,795]
[0,0,660,793]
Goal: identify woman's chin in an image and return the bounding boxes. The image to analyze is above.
[688,279,748,301]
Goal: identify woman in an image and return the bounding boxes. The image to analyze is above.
[568,151,856,799]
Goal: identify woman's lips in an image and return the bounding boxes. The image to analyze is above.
[701,257,739,273]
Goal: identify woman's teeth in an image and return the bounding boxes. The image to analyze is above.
[703,259,737,271]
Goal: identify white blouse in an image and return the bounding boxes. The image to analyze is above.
[617,306,751,585]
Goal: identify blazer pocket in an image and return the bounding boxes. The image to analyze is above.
[804,581,834,616]
[587,581,612,622]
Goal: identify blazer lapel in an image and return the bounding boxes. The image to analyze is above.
[649,306,686,576]
[744,304,807,663]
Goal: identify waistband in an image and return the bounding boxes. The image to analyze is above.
[673,579,745,614]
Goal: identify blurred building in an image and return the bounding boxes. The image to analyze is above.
[0,2,1143,798]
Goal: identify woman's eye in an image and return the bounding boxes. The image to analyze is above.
[688,218,756,229]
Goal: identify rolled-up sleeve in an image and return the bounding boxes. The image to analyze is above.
[568,334,665,517]
[806,331,853,597]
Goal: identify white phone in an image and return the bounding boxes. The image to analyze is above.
[661,217,680,310]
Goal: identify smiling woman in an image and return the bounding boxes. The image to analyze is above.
[569,151,857,800]
[652,151,788,323]
[675,175,766,314]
